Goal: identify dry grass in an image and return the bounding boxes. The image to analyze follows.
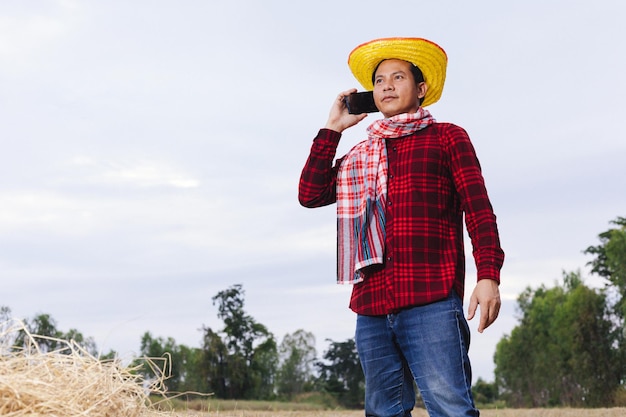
[472,409,626,417]
[0,319,171,417]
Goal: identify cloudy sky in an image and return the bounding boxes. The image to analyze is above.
[1,0,625,383]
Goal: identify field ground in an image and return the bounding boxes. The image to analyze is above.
[146,409,626,417]
[141,398,626,417]
[145,408,626,417]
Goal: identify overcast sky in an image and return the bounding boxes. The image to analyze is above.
[1,0,625,383]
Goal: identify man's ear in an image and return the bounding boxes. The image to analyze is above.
[417,82,428,100]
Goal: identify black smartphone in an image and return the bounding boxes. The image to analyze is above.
[344,91,378,114]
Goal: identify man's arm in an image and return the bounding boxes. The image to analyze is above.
[298,129,342,208]
[443,125,504,331]
[298,89,368,208]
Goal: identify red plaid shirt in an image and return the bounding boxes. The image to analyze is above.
[299,125,504,316]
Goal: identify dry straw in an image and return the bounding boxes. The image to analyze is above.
[0,319,169,417]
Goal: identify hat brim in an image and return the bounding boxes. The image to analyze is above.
[348,37,448,107]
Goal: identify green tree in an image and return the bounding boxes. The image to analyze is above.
[138,332,184,393]
[472,378,498,405]
[276,329,317,399]
[176,344,206,393]
[137,333,205,395]
[15,313,63,353]
[585,216,626,317]
[559,276,619,405]
[63,328,98,356]
[584,216,626,397]
[494,271,620,407]
[248,336,278,400]
[209,284,277,399]
[316,338,364,408]
[200,326,228,397]
[3,310,103,358]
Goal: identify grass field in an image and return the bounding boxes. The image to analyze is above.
[144,399,626,417]
[146,409,626,417]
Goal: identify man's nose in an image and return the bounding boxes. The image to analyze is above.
[382,81,394,91]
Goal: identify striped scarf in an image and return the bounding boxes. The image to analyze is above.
[336,109,436,284]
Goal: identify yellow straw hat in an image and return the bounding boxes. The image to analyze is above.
[347,37,448,107]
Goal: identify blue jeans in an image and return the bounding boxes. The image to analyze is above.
[355,292,478,417]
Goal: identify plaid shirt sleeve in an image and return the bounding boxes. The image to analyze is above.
[443,124,504,282]
[298,129,343,208]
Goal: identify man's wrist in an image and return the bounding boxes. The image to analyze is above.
[324,121,344,133]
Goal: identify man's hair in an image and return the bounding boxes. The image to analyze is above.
[372,60,425,105]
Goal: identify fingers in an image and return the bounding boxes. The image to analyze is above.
[467,296,478,321]
[477,306,489,333]
[477,297,501,333]
[468,280,501,333]
[325,88,367,132]
[334,88,358,108]
[339,88,358,99]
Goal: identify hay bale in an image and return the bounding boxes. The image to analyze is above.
[0,320,167,417]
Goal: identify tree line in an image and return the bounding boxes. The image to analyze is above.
[2,216,625,408]
[493,216,626,407]
[0,284,364,408]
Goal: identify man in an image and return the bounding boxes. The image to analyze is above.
[298,37,504,417]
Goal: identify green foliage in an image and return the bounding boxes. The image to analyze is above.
[494,270,620,407]
[6,310,98,357]
[472,378,498,405]
[494,216,626,408]
[584,216,626,387]
[136,332,207,394]
[207,284,278,400]
[316,338,364,409]
[133,284,281,399]
[200,326,228,397]
[584,217,626,279]
[0,307,107,359]
[137,332,182,392]
[15,312,63,353]
[248,336,279,400]
[276,329,317,399]
[585,216,626,317]
[176,344,206,393]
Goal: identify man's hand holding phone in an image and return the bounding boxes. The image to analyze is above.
[325,89,372,133]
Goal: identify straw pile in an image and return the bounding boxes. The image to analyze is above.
[0,319,168,417]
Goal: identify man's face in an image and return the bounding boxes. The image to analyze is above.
[372,59,427,118]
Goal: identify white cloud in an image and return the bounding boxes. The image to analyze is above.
[0,2,81,73]
[99,161,200,189]
[0,191,92,235]
[65,156,200,189]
